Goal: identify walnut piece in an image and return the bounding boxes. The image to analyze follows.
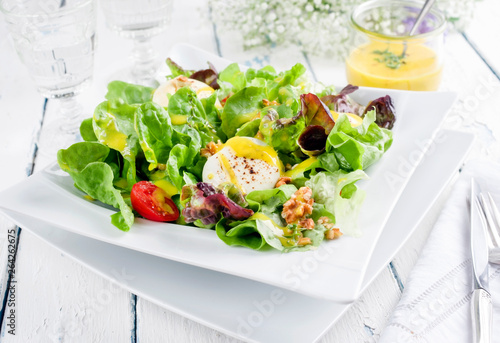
[297,237,312,246]
[275,176,292,188]
[282,187,314,227]
[262,99,280,107]
[318,216,343,240]
[200,141,222,158]
[317,216,334,229]
[325,228,343,240]
[298,218,315,230]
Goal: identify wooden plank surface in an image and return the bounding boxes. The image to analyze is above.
[463,0,500,78]
[0,0,499,342]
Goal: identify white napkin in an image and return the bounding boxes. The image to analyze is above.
[379,161,500,343]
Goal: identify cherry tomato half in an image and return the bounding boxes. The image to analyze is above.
[131,181,179,222]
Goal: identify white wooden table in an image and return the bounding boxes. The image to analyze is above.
[1,1,499,342]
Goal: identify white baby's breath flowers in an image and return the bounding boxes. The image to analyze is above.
[209,0,476,59]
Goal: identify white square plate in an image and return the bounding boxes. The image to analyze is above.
[0,129,473,342]
[0,44,457,303]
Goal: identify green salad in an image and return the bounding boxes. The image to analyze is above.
[57,58,396,252]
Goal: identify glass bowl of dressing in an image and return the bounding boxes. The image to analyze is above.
[346,0,446,91]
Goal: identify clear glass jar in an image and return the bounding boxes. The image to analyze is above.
[346,0,446,91]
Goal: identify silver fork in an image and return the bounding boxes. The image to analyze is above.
[477,192,500,264]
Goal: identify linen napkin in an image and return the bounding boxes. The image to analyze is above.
[379,160,500,343]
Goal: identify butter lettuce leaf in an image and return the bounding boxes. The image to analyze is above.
[306,170,368,236]
[166,123,210,190]
[259,109,305,154]
[80,118,98,142]
[167,87,220,141]
[57,143,134,232]
[215,218,268,250]
[105,81,154,105]
[246,184,297,216]
[276,63,306,87]
[135,102,174,170]
[57,142,110,173]
[218,63,247,93]
[221,86,265,137]
[93,101,140,189]
[326,111,393,171]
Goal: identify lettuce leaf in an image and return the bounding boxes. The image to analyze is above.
[221,86,265,137]
[135,102,174,170]
[80,118,97,142]
[93,101,141,189]
[275,63,306,87]
[259,108,305,154]
[168,87,220,141]
[362,95,396,129]
[215,218,268,250]
[305,170,368,236]
[219,63,247,93]
[181,182,254,228]
[321,84,364,115]
[166,58,195,78]
[246,184,297,216]
[134,99,210,190]
[57,142,134,232]
[105,81,154,105]
[326,111,393,171]
[189,67,219,90]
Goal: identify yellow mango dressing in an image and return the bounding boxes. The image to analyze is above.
[219,136,284,173]
[346,41,442,91]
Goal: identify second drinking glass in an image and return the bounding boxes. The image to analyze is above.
[100,0,173,87]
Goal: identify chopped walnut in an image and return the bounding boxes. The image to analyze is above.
[200,141,222,158]
[325,228,343,240]
[297,237,312,246]
[275,176,292,188]
[262,99,280,107]
[317,216,334,229]
[282,187,314,225]
[298,218,315,230]
[318,216,342,240]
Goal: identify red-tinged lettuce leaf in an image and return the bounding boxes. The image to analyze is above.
[166,58,195,78]
[301,93,335,134]
[362,95,396,129]
[167,58,220,89]
[181,182,253,227]
[189,66,220,90]
[321,84,364,115]
[298,125,328,156]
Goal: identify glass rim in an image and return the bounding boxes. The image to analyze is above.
[0,0,94,18]
[351,0,447,41]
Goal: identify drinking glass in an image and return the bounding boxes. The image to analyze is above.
[100,0,173,87]
[0,0,97,155]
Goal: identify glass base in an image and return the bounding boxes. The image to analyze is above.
[105,37,161,88]
[37,121,79,157]
[106,66,160,88]
[37,97,83,157]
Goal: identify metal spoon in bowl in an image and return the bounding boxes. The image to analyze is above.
[402,0,436,57]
